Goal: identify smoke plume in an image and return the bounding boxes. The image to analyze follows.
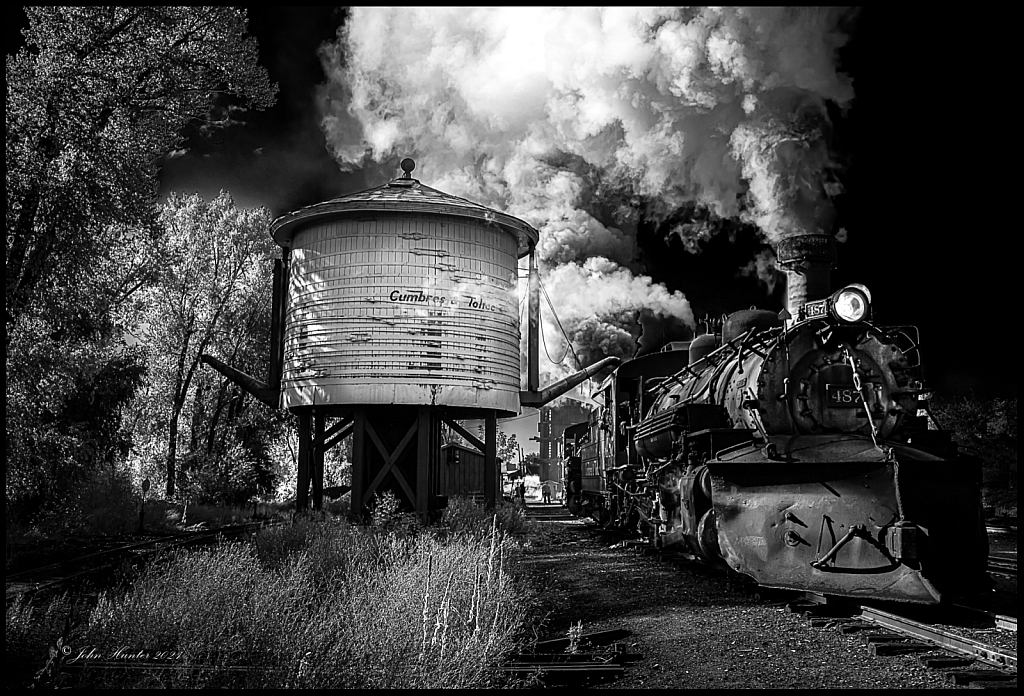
[317,7,855,381]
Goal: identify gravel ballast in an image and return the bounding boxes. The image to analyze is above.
[519,512,993,689]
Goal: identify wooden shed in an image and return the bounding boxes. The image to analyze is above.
[436,442,500,502]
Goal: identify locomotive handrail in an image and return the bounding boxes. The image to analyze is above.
[736,330,752,373]
[876,323,922,367]
[652,325,785,398]
[656,372,691,393]
[735,328,775,373]
[679,364,703,380]
[649,364,701,396]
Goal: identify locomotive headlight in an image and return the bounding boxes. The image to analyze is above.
[830,284,872,323]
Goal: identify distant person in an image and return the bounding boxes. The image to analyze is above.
[518,481,526,503]
[542,483,551,504]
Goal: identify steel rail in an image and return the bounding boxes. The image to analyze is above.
[986,525,1017,536]
[6,520,285,601]
[945,604,1018,634]
[858,605,1017,672]
[987,554,1017,578]
[6,520,279,583]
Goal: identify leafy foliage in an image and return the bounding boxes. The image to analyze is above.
[6,321,147,522]
[5,7,276,524]
[930,395,1017,508]
[128,192,280,501]
[7,7,276,338]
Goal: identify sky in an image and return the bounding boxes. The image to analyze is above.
[166,8,1012,403]
[14,8,1013,453]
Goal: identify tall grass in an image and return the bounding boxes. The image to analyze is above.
[11,497,537,688]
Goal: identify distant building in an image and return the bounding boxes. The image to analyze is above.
[536,401,589,482]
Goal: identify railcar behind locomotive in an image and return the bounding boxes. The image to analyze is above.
[562,234,989,604]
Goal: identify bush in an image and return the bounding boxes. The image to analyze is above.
[6,332,147,525]
[438,495,532,539]
[931,395,1017,516]
[6,593,85,688]
[25,467,142,538]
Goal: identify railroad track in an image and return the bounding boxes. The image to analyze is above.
[854,604,1016,669]
[988,553,1017,578]
[786,593,1017,688]
[500,628,640,685]
[987,525,1017,536]
[6,519,285,603]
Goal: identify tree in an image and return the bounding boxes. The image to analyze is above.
[133,192,276,498]
[522,453,543,477]
[497,430,521,473]
[6,332,148,522]
[5,7,276,520]
[6,7,276,343]
[930,396,1018,496]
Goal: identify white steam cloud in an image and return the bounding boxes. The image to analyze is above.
[317,7,855,381]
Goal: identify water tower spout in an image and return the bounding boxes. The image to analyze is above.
[200,354,279,408]
[519,356,621,408]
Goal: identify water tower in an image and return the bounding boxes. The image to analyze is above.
[203,160,617,518]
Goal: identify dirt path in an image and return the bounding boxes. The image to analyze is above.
[518,502,960,689]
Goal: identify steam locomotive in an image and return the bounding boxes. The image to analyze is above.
[562,235,989,604]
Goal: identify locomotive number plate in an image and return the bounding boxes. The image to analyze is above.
[826,384,863,408]
[801,299,829,320]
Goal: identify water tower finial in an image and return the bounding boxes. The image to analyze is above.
[400,158,416,179]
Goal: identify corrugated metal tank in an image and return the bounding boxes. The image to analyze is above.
[271,166,538,415]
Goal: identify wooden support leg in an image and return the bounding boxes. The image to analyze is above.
[351,410,366,521]
[485,412,497,510]
[312,412,325,511]
[417,407,431,524]
[296,410,311,513]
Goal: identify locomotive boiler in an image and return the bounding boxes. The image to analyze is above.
[563,234,989,604]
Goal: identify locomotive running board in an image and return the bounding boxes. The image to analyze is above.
[705,435,970,604]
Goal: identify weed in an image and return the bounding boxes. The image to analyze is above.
[567,620,584,654]
[11,511,538,688]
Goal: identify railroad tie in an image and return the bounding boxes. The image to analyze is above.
[945,670,1018,686]
[964,679,1018,690]
[869,641,932,656]
[919,656,975,669]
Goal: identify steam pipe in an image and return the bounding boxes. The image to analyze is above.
[200,354,280,409]
[519,356,621,408]
[268,257,284,391]
[527,246,540,392]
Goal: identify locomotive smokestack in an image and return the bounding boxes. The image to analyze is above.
[776,234,837,322]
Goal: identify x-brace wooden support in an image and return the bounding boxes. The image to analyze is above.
[362,419,417,506]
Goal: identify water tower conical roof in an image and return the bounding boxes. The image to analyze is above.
[271,165,538,257]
